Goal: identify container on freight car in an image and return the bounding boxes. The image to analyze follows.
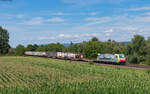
[61,53,65,58]
[67,53,76,59]
[33,52,37,56]
[38,52,43,56]
[42,52,47,57]
[34,52,41,56]
[46,52,57,58]
[64,53,68,59]
[31,52,43,56]
[25,52,33,56]
[57,52,61,58]
[57,52,64,58]
[25,51,46,57]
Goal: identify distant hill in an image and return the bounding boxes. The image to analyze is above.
[63,43,71,47]
[63,42,131,47]
[41,41,131,48]
[120,41,131,46]
[62,42,131,47]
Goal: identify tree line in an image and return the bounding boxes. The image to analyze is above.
[14,35,150,65]
[1,26,150,65]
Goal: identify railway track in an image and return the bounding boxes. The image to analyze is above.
[68,59,150,70]
[26,56,150,70]
[124,64,150,69]
[94,63,150,70]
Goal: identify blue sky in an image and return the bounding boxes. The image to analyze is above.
[0,0,150,47]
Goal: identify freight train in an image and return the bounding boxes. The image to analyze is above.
[25,52,126,65]
[25,52,84,60]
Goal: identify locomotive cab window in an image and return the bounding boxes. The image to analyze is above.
[119,54,125,58]
[116,56,118,58]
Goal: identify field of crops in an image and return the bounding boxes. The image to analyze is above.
[0,56,150,94]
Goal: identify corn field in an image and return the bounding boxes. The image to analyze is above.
[0,56,150,94]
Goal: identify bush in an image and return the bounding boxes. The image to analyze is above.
[145,55,150,65]
[88,61,94,65]
[147,69,150,74]
[8,48,15,55]
[15,45,25,56]
[127,53,146,64]
[127,55,139,64]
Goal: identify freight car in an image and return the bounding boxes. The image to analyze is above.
[46,52,57,58]
[25,52,84,60]
[25,52,47,57]
[96,54,126,64]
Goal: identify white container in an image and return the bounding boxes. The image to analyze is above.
[57,52,63,58]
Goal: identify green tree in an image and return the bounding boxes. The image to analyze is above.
[83,41,102,59]
[0,26,10,54]
[15,45,25,56]
[126,35,146,64]
[68,43,85,53]
[68,44,77,53]
[113,44,125,54]
[91,37,99,42]
[26,44,38,51]
[36,46,48,52]
[70,41,73,46]
[36,43,67,52]
[102,39,114,53]
[132,35,146,55]
[33,44,38,50]
[126,43,133,55]
[47,43,66,52]
[145,37,150,65]
[147,36,150,43]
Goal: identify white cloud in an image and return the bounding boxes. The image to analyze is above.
[47,17,65,22]
[126,7,150,11]
[39,33,102,40]
[19,17,65,25]
[119,27,137,31]
[84,14,150,27]
[105,29,113,33]
[20,17,43,25]
[105,29,113,36]
[0,13,24,19]
[85,17,113,26]
[105,33,111,37]
[132,16,150,23]
[58,34,77,38]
